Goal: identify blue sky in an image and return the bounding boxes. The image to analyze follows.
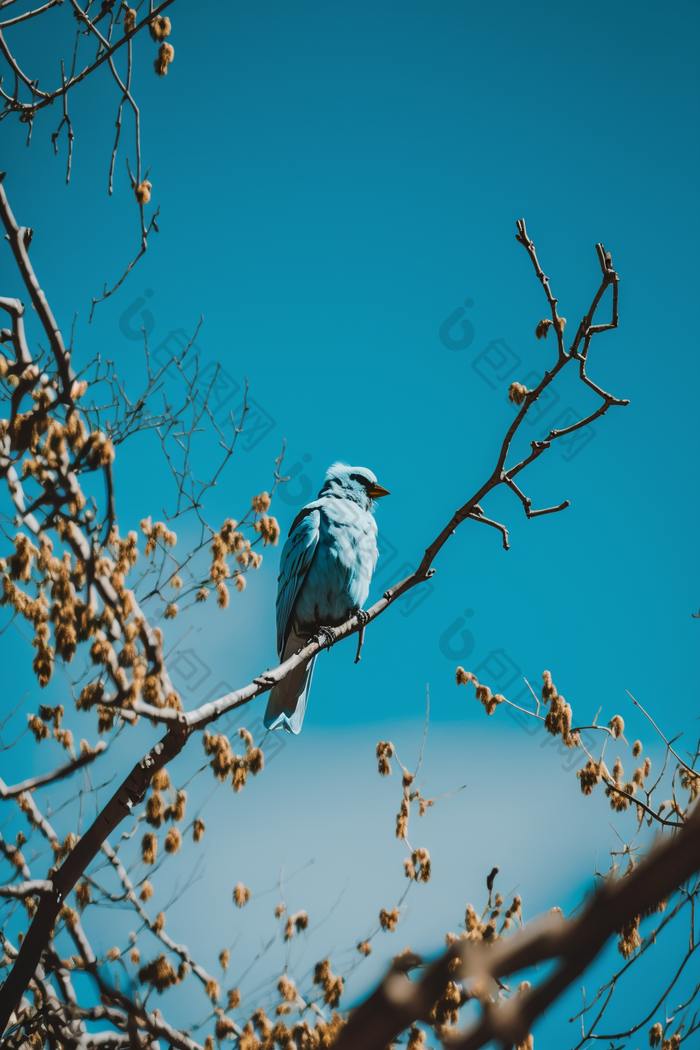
[2,0,699,1045]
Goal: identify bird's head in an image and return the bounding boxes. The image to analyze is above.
[319,462,390,511]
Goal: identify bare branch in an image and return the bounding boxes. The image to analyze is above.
[0,741,106,799]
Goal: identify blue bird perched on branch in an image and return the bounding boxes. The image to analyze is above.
[264,462,390,734]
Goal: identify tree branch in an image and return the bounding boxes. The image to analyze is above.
[334,803,700,1050]
[0,742,106,799]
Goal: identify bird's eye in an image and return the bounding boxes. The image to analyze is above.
[349,473,370,488]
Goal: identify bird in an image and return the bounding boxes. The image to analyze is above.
[264,462,390,734]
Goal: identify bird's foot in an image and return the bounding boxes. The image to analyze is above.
[352,607,371,627]
[313,626,337,650]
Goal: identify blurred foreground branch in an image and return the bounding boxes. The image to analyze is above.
[335,802,700,1050]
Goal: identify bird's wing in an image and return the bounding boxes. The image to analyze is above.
[275,506,321,657]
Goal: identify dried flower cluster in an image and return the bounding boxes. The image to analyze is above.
[540,670,577,749]
[535,316,566,339]
[379,907,400,932]
[237,1011,345,1049]
[376,739,394,775]
[649,1024,681,1049]
[455,666,505,715]
[403,847,431,883]
[149,15,172,42]
[233,882,251,909]
[137,953,181,993]
[203,727,265,791]
[313,957,344,1007]
[455,663,700,828]
[154,42,175,77]
[284,910,309,941]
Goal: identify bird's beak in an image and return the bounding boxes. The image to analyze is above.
[367,483,390,499]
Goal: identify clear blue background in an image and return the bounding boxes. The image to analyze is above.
[2,1,698,1046]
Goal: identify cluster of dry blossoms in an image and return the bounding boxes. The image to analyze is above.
[124,11,174,109]
[129,863,347,1049]
[231,1010,345,1050]
[360,734,543,1046]
[126,13,173,205]
[1,303,282,734]
[375,741,434,883]
[5,745,356,1048]
[201,727,265,791]
[427,872,530,1045]
[1,472,279,740]
[127,725,539,1049]
[370,868,534,1048]
[649,1023,681,1049]
[195,494,280,611]
[454,660,700,1040]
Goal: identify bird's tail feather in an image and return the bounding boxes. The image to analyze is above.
[264,654,317,735]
